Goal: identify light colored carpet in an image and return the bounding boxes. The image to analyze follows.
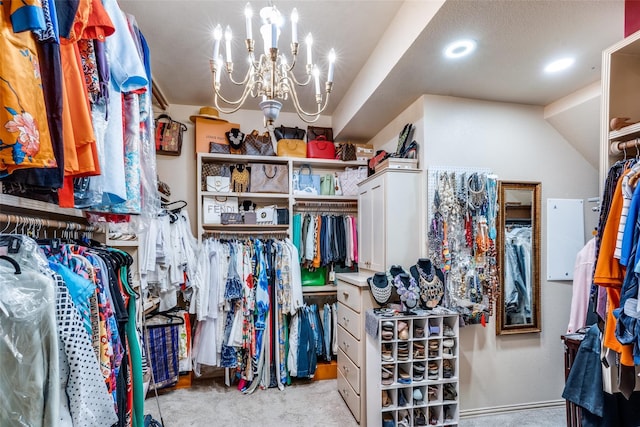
[144,378,359,427]
[145,379,566,427]
[459,406,566,426]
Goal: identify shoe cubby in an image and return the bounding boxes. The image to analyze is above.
[367,313,459,426]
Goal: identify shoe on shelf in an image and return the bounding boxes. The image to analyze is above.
[442,347,454,359]
[382,413,395,427]
[413,388,423,403]
[443,383,457,401]
[397,321,408,333]
[428,340,439,350]
[382,389,392,407]
[414,349,426,359]
[429,325,440,336]
[415,409,427,426]
[428,385,438,400]
[414,326,425,338]
[443,324,455,337]
[382,330,394,340]
[442,338,455,348]
[399,327,409,340]
[382,320,394,330]
[398,410,410,427]
[442,359,453,378]
[398,369,412,384]
[398,389,408,407]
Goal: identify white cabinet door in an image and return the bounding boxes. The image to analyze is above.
[368,178,386,272]
[358,179,374,270]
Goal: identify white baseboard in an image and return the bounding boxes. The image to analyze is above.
[460,399,565,419]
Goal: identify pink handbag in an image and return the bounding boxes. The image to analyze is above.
[307,136,336,159]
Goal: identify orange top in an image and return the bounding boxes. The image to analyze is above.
[603,287,634,366]
[594,173,627,288]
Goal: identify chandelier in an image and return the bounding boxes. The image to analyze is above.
[210,3,335,125]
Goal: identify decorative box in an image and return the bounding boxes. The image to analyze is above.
[374,157,418,173]
[221,212,243,225]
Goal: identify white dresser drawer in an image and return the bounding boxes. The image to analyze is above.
[338,303,362,341]
[338,280,363,313]
[338,369,361,423]
[338,324,361,365]
[338,348,361,394]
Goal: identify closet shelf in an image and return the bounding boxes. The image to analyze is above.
[302,284,337,294]
[609,122,640,142]
[106,239,139,247]
[202,224,289,230]
[202,191,289,199]
[0,194,85,218]
[293,194,359,202]
[199,152,367,168]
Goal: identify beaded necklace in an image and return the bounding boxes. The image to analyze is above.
[486,175,498,240]
[416,262,444,308]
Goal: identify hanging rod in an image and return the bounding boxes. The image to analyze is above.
[610,138,640,155]
[0,213,105,234]
[203,230,289,239]
[295,200,357,206]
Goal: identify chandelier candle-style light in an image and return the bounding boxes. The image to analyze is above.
[210,2,335,124]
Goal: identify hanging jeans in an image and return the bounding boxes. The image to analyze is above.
[296,307,317,378]
[323,304,332,362]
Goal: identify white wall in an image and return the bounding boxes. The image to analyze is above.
[154,104,331,234]
[368,94,599,413]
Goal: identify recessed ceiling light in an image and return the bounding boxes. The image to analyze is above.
[443,39,476,59]
[544,57,575,73]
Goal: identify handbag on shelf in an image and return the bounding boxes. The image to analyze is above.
[277,139,307,158]
[320,173,335,196]
[155,114,187,156]
[335,142,357,161]
[307,126,333,143]
[276,208,289,225]
[307,135,336,159]
[244,130,276,156]
[295,164,321,195]
[256,205,277,224]
[203,196,239,224]
[339,166,368,196]
[209,142,230,154]
[206,175,231,192]
[231,164,251,192]
[249,163,288,193]
[202,163,231,191]
[301,267,327,286]
[226,128,245,155]
[274,125,305,141]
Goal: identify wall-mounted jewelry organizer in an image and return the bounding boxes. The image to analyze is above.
[426,166,499,325]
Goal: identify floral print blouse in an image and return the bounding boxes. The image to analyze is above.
[0,0,57,178]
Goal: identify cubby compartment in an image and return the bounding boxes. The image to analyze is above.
[442,403,458,425]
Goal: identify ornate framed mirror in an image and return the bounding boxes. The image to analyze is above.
[496,181,541,335]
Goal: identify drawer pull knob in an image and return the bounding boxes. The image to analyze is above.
[343,291,349,297]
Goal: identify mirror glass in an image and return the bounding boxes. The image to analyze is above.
[496,181,541,335]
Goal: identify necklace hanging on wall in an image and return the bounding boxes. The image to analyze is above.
[468,173,487,213]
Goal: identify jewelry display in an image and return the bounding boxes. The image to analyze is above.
[415,261,444,309]
[427,168,499,325]
[393,273,420,313]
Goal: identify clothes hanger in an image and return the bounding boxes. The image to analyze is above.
[0,255,21,274]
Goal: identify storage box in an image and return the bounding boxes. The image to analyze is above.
[374,157,418,173]
[355,143,374,160]
[194,117,239,153]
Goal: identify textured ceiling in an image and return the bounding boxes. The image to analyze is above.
[120,0,625,142]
